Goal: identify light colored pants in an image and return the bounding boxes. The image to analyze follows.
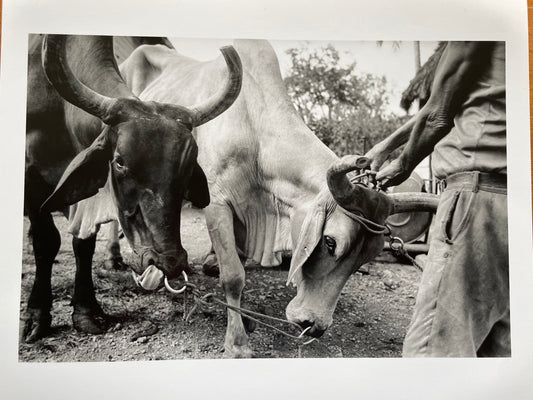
[403,172,510,357]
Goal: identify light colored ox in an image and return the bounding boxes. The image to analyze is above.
[117,39,437,358]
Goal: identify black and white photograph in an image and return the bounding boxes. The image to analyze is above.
[21,35,462,361]
[1,0,532,398]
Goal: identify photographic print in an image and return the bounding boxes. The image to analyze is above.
[20,34,509,361]
[1,0,531,399]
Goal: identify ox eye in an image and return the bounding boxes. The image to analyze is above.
[113,155,127,172]
[324,235,336,256]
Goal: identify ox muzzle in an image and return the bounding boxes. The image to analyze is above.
[130,248,188,291]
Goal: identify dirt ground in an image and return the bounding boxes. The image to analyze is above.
[18,208,423,361]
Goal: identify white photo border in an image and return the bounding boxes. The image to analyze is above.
[0,0,531,399]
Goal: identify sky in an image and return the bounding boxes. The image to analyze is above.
[170,38,440,115]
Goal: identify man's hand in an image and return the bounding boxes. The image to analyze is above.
[375,156,412,188]
[364,143,391,172]
[364,116,417,172]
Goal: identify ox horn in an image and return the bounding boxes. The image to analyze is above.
[327,155,440,218]
[388,192,440,214]
[42,35,118,123]
[327,155,393,221]
[188,46,243,127]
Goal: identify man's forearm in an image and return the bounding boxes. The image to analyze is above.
[375,115,416,152]
[375,42,492,188]
[365,115,416,169]
[396,42,490,171]
[398,106,452,170]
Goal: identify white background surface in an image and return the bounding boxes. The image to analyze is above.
[0,0,531,399]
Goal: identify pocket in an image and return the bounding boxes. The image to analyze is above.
[442,190,475,243]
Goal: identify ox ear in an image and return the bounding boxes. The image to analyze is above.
[184,163,210,208]
[287,203,327,285]
[41,130,113,213]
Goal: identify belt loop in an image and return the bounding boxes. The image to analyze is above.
[438,179,447,193]
[472,171,479,192]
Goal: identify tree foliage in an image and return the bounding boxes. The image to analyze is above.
[284,44,409,156]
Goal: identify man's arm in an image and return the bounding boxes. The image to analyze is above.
[364,115,416,171]
[376,41,494,188]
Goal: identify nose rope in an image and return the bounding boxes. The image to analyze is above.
[338,169,424,271]
[163,281,317,346]
[337,206,391,235]
[337,202,423,271]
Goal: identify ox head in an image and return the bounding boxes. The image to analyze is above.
[40,35,242,287]
[286,155,438,337]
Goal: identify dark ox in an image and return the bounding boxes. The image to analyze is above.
[116,39,437,357]
[21,34,242,342]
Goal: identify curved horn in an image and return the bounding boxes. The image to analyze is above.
[189,46,243,126]
[327,155,372,206]
[327,155,393,220]
[42,35,117,122]
[388,192,440,214]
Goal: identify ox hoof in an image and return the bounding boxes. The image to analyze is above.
[224,343,254,358]
[202,263,220,277]
[72,306,108,335]
[20,308,52,343]
[104,257,128,271]
[202,254,220,277]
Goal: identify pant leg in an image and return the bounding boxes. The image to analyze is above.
[477,310,511,357]
[403,185,509,357]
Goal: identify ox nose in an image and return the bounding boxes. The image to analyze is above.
[286,308,326,338]
[141,249,159,269]
[296,320,326,338]
[141,249,188,279]
[159,251,188,279]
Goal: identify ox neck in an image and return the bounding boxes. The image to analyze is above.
[231,40,339,210]
[259,121,339,211]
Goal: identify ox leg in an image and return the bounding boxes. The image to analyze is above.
[205,204,252,358]
[202,247,256,333]
[202,246,220,277]
[104,221,127,270]
[22,166,61,343]
[21,212,60,343]
[71,235,107,334]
